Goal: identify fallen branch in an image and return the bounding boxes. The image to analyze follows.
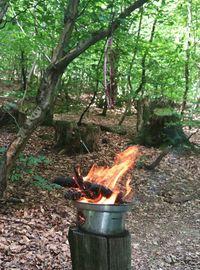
[99,124,127,135]
[187,129,199,140]
[144,145,173,170]
[77,91,97,126]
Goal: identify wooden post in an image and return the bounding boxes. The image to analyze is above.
[68,226,131,270]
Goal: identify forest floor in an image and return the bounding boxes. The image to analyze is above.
[0,110,199,270]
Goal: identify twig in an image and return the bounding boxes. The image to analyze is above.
[7,110,20,129]
[187,129,199,140]
[0,0,45,29]
[77,0,92,18]
[80,139,90,153]
[144,145,173,170]
[77,40,106,126]
[77,92,97,126]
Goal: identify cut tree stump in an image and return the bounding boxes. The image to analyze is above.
[53,121,101,154]
[134,99,190,147]
[68,226,131,270]
[0,106,26,128]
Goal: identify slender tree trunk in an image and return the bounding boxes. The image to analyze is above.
[0,0,149,197]
[181,1,192,115]
[20,50,27,91]
[27,58,37,85]
[101,100,108,116]
[136,0,164,132]
[127,8,144,93]
[119,8,143,126]
[78,44,105,125]
[0,153,7,198]
[0,0,9,23]
[136,18,157,131]
[195,68,200,110]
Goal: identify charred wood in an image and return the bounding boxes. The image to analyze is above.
[53,176,77,188]
[83,181,113,198]
[54,175,113,200]
[64,190,82,201]
[115,192,124,204]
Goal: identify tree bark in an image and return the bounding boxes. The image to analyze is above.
[0,0,9,23]
[68,226,131,270]
[0,0,149,197]
[20,50,27,91]
[0,153,7,198]
[181,1,192,115]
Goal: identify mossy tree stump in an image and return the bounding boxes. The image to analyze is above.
[134,99,189,147]
[53,121,101,154]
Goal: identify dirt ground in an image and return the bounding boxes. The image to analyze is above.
[0,114,199,270]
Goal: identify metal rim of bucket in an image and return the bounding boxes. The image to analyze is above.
[74,201,133,213]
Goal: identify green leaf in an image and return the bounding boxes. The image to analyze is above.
[154,107,176,116]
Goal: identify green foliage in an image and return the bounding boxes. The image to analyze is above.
[10,154,55,191]
[154,107,177,117]
[10,170,21,182]
[10,153,60,190]
[0,146,7,154]
[2,102,18,111]
[33,175,61,191]
[181,119,200,128]
[136,155,148,169]
[19,154,50,166]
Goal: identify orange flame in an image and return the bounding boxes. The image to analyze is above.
[79,146,139,204]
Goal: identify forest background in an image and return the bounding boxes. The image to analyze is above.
[0,0,199,269]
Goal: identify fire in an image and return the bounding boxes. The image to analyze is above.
[79,146,139,204]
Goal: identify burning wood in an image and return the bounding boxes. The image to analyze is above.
[54,146,139,204]
[64,189,82,201]
[54,176,113,201]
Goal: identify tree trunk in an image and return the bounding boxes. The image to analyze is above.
[181,1,192,115]
[0,0,9,24]
[118,8,143,126]
[20,50,27,91]
[0,153,7,198]
[77,44,105,126]
[136,98,147,132]
[101,99,108,117]
[68,226,131,270]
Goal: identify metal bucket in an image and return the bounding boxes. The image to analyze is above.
[74,201,132,236]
